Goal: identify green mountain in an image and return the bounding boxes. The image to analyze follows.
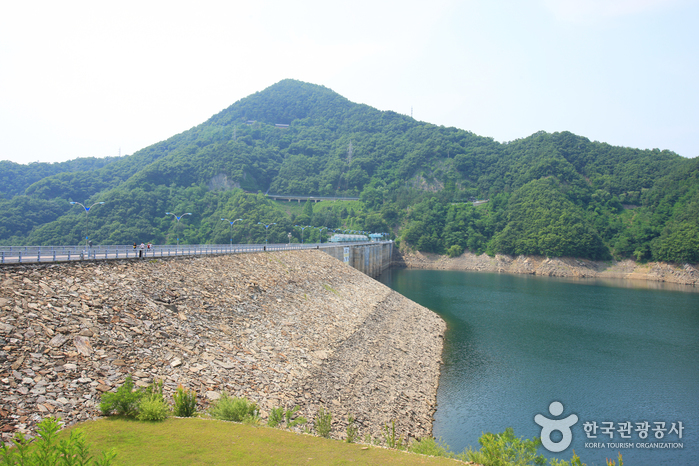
[1,79,697,263]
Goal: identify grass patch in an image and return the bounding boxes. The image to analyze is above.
[267,254,289,270]
[55,417,463,465]
[322,283,340,296]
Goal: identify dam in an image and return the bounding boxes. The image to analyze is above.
[0,241,394,279]
[0,248,442,443]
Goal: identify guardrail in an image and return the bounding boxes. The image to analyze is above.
[266,194,360,202]
[0,241,389,265]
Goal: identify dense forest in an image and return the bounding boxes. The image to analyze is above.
[1,79,697,263]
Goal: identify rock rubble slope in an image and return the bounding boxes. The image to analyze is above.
[0,251,445,442]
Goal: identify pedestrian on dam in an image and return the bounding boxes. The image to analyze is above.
[139,242,145,258]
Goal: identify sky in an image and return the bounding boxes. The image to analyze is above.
[1,0,697,165]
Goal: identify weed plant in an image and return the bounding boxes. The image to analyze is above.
[0,417,116,465]
[345,415,358,443]
[267,406,307,429]
[208,393,259,423]
[143,380,165,402]
[283,406,307,429]
[267,407,284,428]
[313,407,332,438]
[382,420,405,450]
[99,375,141,416]
[173,386,197,417]
[322,284,340,296]
[408,437,452,457]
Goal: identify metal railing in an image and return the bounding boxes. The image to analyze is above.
[0,241,389,265]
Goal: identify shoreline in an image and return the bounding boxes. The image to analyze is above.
[393,250,699,289]
[0,251,445,442]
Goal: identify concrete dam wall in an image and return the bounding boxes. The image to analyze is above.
[321,242,393,278]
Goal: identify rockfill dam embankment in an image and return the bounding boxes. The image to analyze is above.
[0,250,445,442]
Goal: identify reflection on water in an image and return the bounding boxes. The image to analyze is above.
[380,268,699,466]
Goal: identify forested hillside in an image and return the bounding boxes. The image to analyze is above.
[1,79,697,263]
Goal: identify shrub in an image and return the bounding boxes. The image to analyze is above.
[409,437,453,457]
[465,427,546,466]
[173,385,197,417]
[208,393,259,423]
[313,406,332,438]
[99,375,142,416]
[447,244,464,258]
[549,451,588,466]
[100,378,171,421]
[0,417,116,465]
[137,397,170,422]
[605,452,622,466]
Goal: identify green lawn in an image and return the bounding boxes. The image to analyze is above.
[64,417,466,466]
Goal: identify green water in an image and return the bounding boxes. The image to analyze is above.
[379,269,699,465]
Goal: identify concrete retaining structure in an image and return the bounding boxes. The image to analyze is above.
[321,242,393,278]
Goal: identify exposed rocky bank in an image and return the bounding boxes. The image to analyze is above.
[395,250,699,287]
[0,251,445,442]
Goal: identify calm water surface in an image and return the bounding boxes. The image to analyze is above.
[379,269,699,466]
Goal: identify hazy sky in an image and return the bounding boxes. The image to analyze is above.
[1,0,697,165]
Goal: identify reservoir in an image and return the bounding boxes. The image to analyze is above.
[380,268,699,465]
